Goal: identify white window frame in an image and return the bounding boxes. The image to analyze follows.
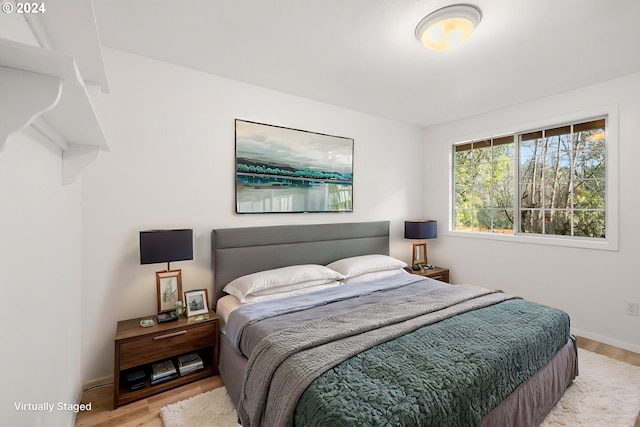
[448,105,619,251]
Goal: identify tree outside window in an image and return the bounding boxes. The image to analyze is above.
[453,118,606,239]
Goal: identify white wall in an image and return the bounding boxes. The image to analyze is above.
[82,48,424,382]
[424,72,640,353]
[0,130,82,426]
[1,16,82,426]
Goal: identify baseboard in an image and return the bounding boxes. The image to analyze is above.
[572,328,640,354]
[68,376,114,426]
[81,375,114,393]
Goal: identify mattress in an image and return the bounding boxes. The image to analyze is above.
[216,295,240,334]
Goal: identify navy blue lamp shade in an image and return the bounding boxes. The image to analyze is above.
[140,229,193,270]
[404,220,437,240]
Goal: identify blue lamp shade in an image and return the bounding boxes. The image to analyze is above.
[404,220,437,240]
[140,229,193,268]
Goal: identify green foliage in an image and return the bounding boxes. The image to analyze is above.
[236,161,351,183]
[454,138,515,233]
[162,278,176,304]
[454,125,606,238]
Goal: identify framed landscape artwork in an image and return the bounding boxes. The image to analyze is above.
[235,119,354,213]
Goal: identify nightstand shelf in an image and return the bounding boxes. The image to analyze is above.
[113,311,219,408]
[405,266,450,283]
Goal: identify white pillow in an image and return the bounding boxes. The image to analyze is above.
[241,281,341,304]
[327,254,407,278]
[341,269,409,285]
[223,264,344,302]
[248,278,335,297]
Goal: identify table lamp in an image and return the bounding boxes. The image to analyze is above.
[140,229,193,318]
[404,220,437,267]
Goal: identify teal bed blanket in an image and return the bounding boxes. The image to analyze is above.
[295,298,569,427]
[235,280,570,427]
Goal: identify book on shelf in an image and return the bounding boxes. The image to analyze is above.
[177,352,203,375]
[150,372,178,385]
[126,369,146,391]
[151,360,177,382]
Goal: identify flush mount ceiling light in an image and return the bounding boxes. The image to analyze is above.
[415,4,482,51]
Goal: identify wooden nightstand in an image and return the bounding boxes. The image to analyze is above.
[113,311,219,408]
[405,266,450,283]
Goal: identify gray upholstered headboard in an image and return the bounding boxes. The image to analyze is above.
[211,221,390,304]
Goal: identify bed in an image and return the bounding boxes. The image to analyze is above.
[211,221,578,427]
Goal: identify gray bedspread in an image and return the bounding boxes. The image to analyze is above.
[226,272,436,356]
[231,275,570,427]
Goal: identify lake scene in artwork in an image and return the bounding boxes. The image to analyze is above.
[235,120,353,213]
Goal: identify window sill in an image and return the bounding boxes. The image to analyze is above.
[444,229,619,252]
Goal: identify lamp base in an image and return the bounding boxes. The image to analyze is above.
[411,242,428,267]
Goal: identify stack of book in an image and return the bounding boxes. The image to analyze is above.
[126,369,146,391]
[150,360,178,385]
[177,352,203,375]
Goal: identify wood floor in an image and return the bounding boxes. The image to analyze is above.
[75,336,640,427]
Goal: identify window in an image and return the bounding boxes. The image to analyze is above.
[454,136,515,233]
[453,117,607,241]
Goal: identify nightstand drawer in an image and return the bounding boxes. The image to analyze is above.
[405,266,450,283]
[120,324,216,369]
[427,272,448,282]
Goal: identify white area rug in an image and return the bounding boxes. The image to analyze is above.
[160,387,238,427]
[161,349,640,427]
[540,349,640,426]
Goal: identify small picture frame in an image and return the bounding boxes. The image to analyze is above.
[184,289,210,317]
[156,270,183,314]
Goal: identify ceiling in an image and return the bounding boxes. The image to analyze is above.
[93,0,640,128]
